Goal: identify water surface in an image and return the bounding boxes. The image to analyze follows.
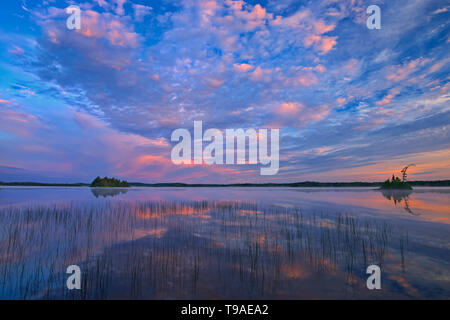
[0,187,448,299]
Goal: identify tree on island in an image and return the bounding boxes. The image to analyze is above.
[400,164,415,182]
[90,176,129,188]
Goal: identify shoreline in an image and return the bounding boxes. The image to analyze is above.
[1,180,449,188]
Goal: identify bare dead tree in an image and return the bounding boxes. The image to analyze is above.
[400,164,415,182]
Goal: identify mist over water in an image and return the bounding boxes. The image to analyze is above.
[0,187,448,299]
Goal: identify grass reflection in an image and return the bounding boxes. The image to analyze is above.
[0,200,429,299]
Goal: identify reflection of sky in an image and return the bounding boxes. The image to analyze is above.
[0,1,449,183]
[1,187,449,223]
[0,187,449,299]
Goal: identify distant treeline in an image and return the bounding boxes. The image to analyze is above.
[129,180,450,187]
[408,180,450,186]
[0,182,88,186]
[1,180,449,187]
[129,182,378,187]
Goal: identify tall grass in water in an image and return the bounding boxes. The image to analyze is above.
[0,200,409,299]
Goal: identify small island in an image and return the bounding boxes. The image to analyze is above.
[380,175,413,190]
[90,176,129,188]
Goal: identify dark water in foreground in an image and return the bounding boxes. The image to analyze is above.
[0,187,449,299]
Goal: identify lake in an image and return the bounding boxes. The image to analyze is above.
[0,186,449,299]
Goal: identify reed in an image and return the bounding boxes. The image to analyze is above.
[0,200,409,299]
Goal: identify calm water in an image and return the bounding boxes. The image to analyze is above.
[0,187,449,299]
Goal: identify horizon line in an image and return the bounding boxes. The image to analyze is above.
[1,179,450,186]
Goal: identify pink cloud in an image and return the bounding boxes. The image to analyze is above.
[296,72,318,87]
[228,2,272,30]
[80,11,139,47]
[318,36,337,54]
[1,109,36,123]
[313,21,336,34]
[301,64,327,73]
[336,97,347,106]
[220,35,239,51]
[285,66,320,87]
[208,78,224,88]
[273,102,331,127]
[386,58,431,82]
[199,0,220,25]
[331,59,360,81]
[0,109,42,137]
[9,45,24,56]
[304,34,337,54]
[303,104,331,122]
[40,8,139,48]
[277,10,309,28]
[376,88,401,106]
[376,95,394,106]
[314,64,326,73]
[233,63,253,73]
[426,59,449,76]
[271,15,282,26]
[341,59,360,74]
[276,102,304,115]
[271,9,338,55]
[250,66,272,81]
[73,110,105,130]
[137,155,171,165]
[72,110,169,147]
[354,117,388,131]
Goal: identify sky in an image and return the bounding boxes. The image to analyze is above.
[0,0,449,183]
